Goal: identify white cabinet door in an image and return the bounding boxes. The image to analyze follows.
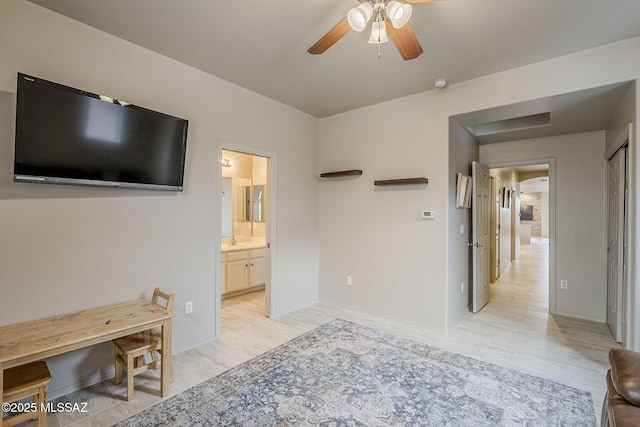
[223,248,268,295]
[226,250,249,293]
[249,256,267,287]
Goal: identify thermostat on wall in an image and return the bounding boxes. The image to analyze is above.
[421,210,436,219]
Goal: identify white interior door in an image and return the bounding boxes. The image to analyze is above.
[489,176,497,283]
[607,146,626,342]
[494,184,501,281]
[472,161,491,312]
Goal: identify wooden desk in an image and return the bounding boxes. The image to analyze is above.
[0,299,172,425]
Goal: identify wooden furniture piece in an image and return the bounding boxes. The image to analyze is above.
[2,361,52,427]
[0,298,172,426]
[113,288,175,401]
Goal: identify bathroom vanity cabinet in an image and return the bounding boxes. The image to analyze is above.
[221,247,267,296]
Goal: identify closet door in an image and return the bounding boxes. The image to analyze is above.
[606,146,626,342]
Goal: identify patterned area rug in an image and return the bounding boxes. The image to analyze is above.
[116,319,596,426]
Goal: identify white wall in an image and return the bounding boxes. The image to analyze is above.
[447,121,478,326]
[0,0,319,397]
[481,132,607,321]
[492,168,517,274]
[605,82,636,153]
[319,35,640,334]
[319,93,450,329]
[541,191,550,238]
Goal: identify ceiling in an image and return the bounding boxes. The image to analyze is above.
[26,0,640,118]
[492,164,549,192]
[520,177,549,193]
[451,81,633,144]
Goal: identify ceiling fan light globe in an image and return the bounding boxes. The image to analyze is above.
[368,20,389,44]
[386,1,412,29]
[347,3,374,32]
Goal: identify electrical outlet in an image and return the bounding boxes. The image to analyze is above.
[460,225,465,235]
[460,282,464,292]
[346,276,352,286]
[185,301,193,314]
[560,280,568,289]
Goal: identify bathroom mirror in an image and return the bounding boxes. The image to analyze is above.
[253,185,265,222]
[237,185,251,222]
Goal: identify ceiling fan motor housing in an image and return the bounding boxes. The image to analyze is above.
[308,0,428,61]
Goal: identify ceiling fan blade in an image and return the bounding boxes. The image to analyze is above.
[406,0,443,3]
[308,17,351,55]
[385,20,423,60]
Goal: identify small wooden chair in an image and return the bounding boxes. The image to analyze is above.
[2,360,52,427]
[113,288,174,401]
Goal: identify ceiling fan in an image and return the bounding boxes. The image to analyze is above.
[307,0,441,60]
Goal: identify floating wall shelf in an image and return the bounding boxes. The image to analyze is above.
[320,169,363,178]
[374,177,428,186]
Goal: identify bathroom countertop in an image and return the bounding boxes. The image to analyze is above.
[221,241,267,252]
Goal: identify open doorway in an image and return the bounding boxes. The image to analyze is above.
[218,147,273,332]
[488,163,553,312]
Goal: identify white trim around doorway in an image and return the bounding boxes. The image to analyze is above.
[485,158,557,314]
[214,140,278,338]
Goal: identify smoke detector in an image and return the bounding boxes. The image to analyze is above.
[434,78,448,89]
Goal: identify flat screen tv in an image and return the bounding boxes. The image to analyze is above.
[14,73,188,191]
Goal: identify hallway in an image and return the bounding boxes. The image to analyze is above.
[491,236,550,316]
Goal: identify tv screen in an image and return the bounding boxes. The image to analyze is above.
[14,73,188,191]
[520,204,534,220]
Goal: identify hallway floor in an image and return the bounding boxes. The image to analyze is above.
[452,237,620,420]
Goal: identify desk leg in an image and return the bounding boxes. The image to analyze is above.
[0,361,4,427]
[161,319,171,397]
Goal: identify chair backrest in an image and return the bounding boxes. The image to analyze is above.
[152,288,175,313]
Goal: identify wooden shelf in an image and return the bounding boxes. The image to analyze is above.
[374,177,428,186]
[320,170,363,178]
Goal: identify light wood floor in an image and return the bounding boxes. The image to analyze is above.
[33,238,619,426]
